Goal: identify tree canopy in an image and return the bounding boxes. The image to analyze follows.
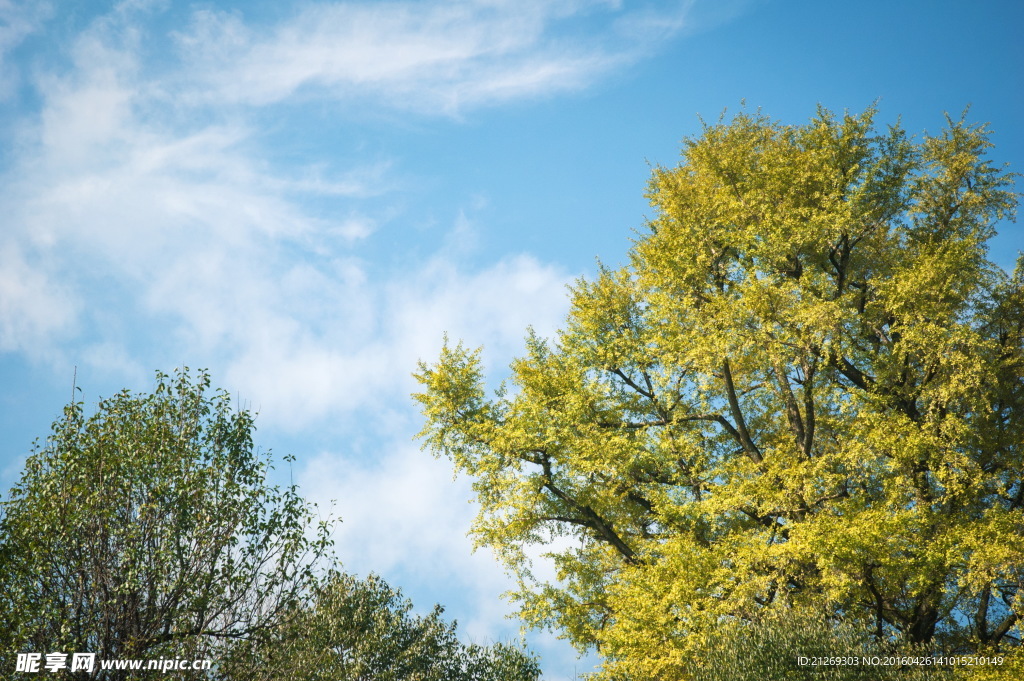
[1,369,538,680]
[220,570,540,681]
[0,369,333,678]
[414,107,1022,679]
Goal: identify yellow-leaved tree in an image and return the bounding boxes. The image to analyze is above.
[414,107,1022,680]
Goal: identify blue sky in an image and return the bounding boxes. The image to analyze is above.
[0,0,1021,677]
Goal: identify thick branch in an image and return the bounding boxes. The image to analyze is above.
[539,456,640,565]
[837,356,874,390]
[991,611,1020,644]
[723,359,763,464]
[975,585,991,641]
[772,359,805,453]
[801,358,816,457]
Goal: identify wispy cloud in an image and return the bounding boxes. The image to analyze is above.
[175,0,692,114]
[1,0,600,421]
[206,250,573,429]
[0,5,384,366]
[0,241,77,357]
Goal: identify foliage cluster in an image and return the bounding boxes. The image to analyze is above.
[221,570,540,681]
[415,107,1022,679]
[0,369,538,681]
[682,608,953,681]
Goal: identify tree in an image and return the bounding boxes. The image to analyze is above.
[0,369,334,679]
[1,369,541,680]
[681,609,952,681]
[414,107,1022,679]
[219,570,541,681]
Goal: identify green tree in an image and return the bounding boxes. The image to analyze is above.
[414,107,1022,679]
[220,570,541,681]
[0,369,334,679]
[1,369,542,680]
[682,609,952,681]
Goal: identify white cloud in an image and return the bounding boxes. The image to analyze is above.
[0,242,78,358]
[175,0,691,115]
[0,0,693,366]
[0,5,394,370]
[3,19,573,418]
[211,250,572,430]
[386,252,571,369]
[302,442,476,574]
[3,45,574,423]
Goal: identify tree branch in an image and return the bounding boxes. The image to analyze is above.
[539,456,641,565]
[723,359,763,463]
